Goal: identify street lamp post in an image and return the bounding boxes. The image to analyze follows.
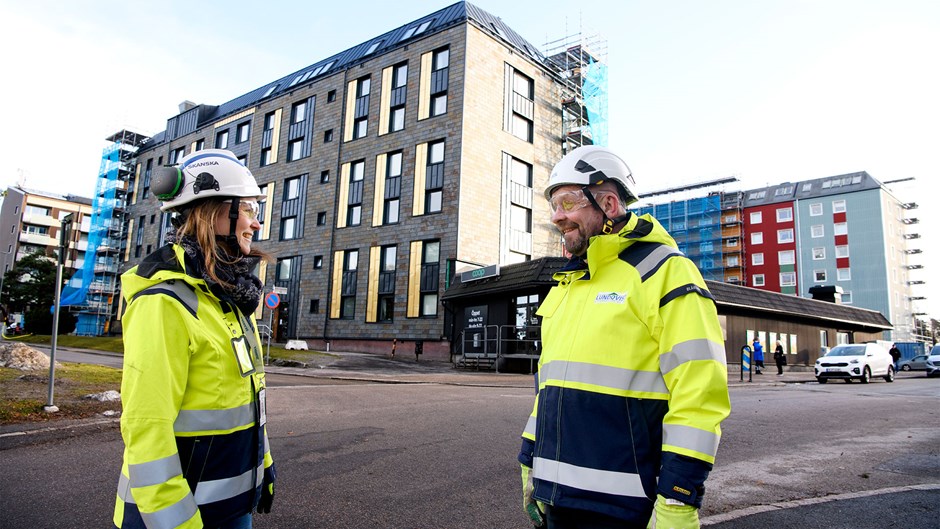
[44,213,73,413]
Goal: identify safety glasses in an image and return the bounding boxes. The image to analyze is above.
[548,189,592,213]
[238,201,260,221]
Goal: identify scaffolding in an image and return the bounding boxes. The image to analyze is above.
[543,26,608,153]
[61,129,148,335]
[635,191,746,284]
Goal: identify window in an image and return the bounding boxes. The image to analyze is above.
[276,258,292,281]
[393,63,407,89]
[420,240,440,316]
[811,225,824,238]
[261,148,273,166]
[252,184,269,242]
[777,228,794,243]
[750,211,762,224]
[313,255,323,269]
[317,212,326,226]
[779,250,795,265]
[510,69,534,142]
[318,170,328,184]
[340,250,358,319]
[510,204,531,232]
[842,292,853,304]
[291,100,306,124]
[280,216,297,240]
[835,245,849,258]
[727,255,739,267]
[753,274,765,287]
[327,90,336,102]
[215,130,229,149]
[378,245,397,322]
[776,207,793,222]
[832,200,846,213]
[751,232,763,245]
[288,139,303,161]
[264,112,276,131]
[813,247,826,260]
[430,48,449,117]
[309,299,320,314]
[814,270,827,282]
[837,268,851,281]
[384,151,402,224]
[24,205,50,217]
[426,141,444,213]
[390,106,405,132]
[810,203,823,216]
[352,76,370,140]
[194,139,205,151]
[285,176,301,200]
[347,160,365,226]
[236,121,250,143]
[237,154,248,166]
[834,222,847,236]
[324,129,333,143]
[780,272,797,287]
[389,63,407,133]
[354,117,368,139]
[170,146,185,164]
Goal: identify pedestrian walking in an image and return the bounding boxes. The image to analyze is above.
[113,149,276,528]
[889,343,901,371]
[518,146,731,528]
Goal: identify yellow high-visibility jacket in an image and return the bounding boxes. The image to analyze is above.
[113,245,274,529]
[519,213,730,523]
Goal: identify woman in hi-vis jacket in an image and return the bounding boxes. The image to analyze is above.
[114,149,275,529]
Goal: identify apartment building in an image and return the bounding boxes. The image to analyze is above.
[120,2,604,358]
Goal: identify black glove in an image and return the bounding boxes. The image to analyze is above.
[257,465,276,514]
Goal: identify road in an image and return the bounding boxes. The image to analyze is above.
[1,352,938,528]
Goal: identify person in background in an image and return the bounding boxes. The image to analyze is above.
[518,146,731,529]
[774,340,786,375]
[889,343,901,371]
[752,337,764,375]
[113,149,276,529]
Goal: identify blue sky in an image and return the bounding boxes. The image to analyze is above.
[1,0,937,320]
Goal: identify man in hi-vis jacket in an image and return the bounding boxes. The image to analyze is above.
[519,146,731,529]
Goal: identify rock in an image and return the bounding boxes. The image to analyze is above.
[101,410,121,417]
[0,342,60,371]
[83,390,121,402]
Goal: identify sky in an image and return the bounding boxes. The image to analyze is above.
[1,0,937,320]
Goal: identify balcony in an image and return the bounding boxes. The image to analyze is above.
[21,213,59,228]
[19,232,57,246]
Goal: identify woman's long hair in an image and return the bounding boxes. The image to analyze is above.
[175,198,271,288]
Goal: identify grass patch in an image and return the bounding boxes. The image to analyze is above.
[12,334,126,354]
[0,363,123,424]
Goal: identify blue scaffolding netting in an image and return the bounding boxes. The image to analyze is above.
[59,142,122,334]
[583,57,608,147]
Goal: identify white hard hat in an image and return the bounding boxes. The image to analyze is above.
[153,149,264,212]
[545,146,638,206]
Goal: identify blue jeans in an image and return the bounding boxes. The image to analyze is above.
[216,513,252,529]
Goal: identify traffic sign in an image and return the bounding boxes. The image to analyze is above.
[264,292,280,310]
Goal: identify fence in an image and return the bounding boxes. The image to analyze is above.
[459,325,541,373]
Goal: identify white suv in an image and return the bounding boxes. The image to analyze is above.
[926,346,940,378]
[814,343,895,384]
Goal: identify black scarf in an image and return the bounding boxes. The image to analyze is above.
[166,230,264,315]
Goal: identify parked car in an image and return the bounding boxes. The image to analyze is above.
[898,354,930,371]
[814,343,895,384]
[926,346,940,378]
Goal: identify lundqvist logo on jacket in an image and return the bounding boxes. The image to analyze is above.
[595,292,627,304]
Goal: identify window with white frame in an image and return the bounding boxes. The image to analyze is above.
[842,291,852,303]
[810,203,823,216]
[776,207,793,222]
[751,232,763,245]
[811,225,824,238]
[814,270,827,282]
[813,247,825,260]
[779,250,795,265]
[752,274,765,287]
[832,200,846,213]
[834,222,847,235]
[835,245,849,258]
[780,272,796,287]
[752,253,764,265]
[727,255,739,267]
[837,268,851,281]
[750,211,762,224]
[777,228,794,243]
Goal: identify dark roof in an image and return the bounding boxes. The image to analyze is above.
[742,171,882,207]
[138,1,544,154]
[443,257,892,331]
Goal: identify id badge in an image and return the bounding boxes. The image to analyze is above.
[257,388,267,428]
[232,336,256,377]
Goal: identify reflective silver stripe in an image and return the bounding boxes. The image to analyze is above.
[193,463,264,504]
[663,423,720,458]
[523,415,537,437]
[634,245,681,280]
[660,339,726,375]
[128,453,182,488]
[532,457,646,498]
[174,403,254,433]
[139,494,199,529]
[264,430,270,455]
[540,360,668,395]
[117,472,134,503]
